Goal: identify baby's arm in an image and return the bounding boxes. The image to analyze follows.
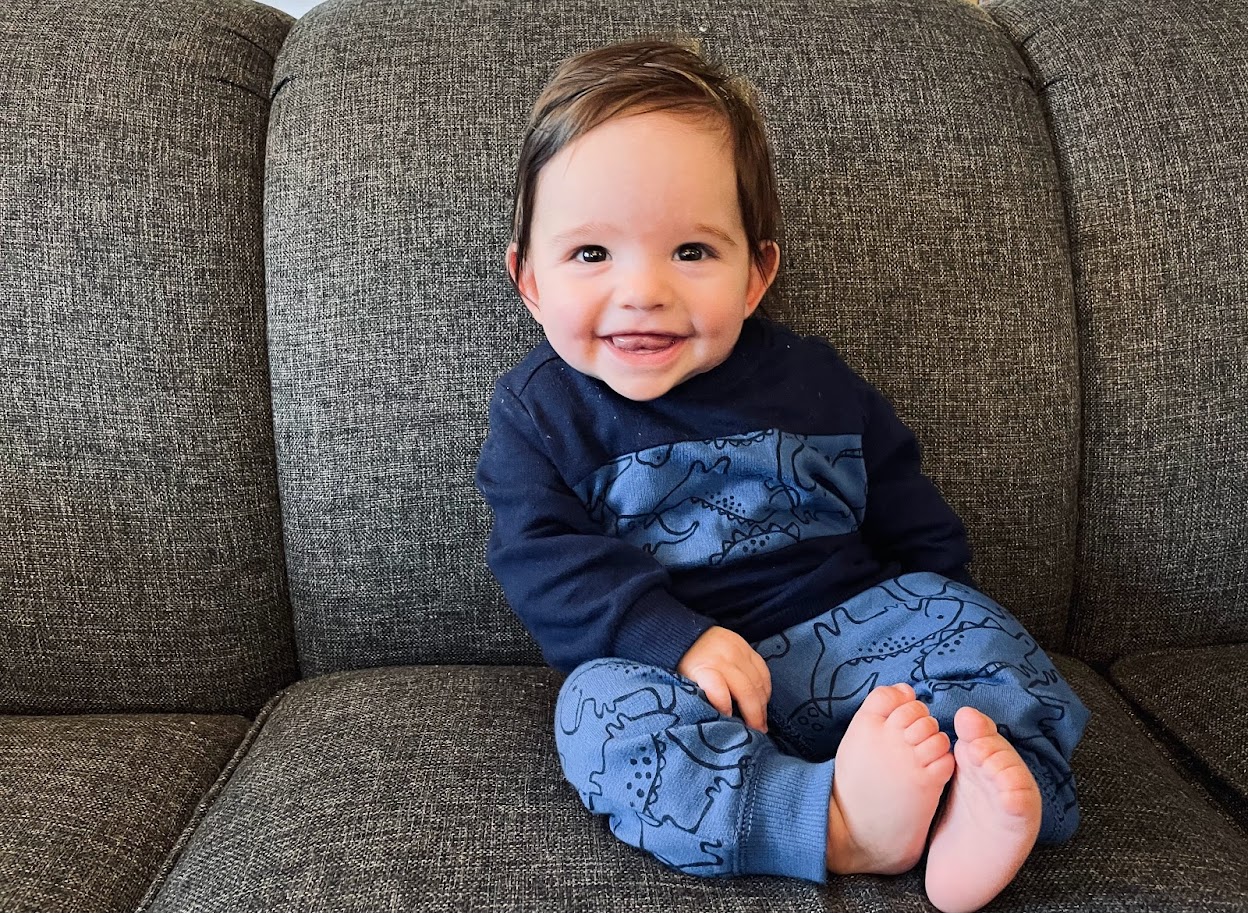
[854,371,976,585]
[476,383,717,674]
[676,626,771,733]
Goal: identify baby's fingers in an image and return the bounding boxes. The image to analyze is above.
[693,668,734,720]
[750,650,773,707]
[727,667,770,734]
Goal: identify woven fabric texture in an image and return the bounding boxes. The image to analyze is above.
[267,0,1078,675]
[985,0,1248,663]
[145,660,1248,912]
[1111,644,1248,829]
[0,713,248,913]
[0,0,298,714]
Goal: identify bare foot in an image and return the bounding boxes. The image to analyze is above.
[826,683,954,875]
[925,707,1042,913]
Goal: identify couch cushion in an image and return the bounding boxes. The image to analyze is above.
[146,659,1248,912]
[0,714,249,913]
[1110,644,1248,829]
[984,0,1248,664]
[267,0,1079,676]
[0,0,298,714]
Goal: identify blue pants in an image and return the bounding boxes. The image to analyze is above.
[555,573,1090,882]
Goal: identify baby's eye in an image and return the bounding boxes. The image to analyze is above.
[676,244,712,262]
[574,246,608,263]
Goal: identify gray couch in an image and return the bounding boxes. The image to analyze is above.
[3,0,1246,909]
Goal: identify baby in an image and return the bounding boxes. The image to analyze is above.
[476,39,1089,913]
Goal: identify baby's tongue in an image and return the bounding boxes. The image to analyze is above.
[613,334,674,352]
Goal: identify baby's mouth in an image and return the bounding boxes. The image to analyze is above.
[608,334,682,353]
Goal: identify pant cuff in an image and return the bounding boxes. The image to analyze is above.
[737,747,835,881]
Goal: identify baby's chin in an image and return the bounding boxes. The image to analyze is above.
[591,365,716,401]
[602,382,674,402]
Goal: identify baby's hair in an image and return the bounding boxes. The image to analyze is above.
[510,38,780,279]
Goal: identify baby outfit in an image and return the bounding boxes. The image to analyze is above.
[476,316,1089,881]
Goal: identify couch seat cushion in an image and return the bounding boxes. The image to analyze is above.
[0,714,249,913]
[1111,644,1248,827]
[146,660,1248,912]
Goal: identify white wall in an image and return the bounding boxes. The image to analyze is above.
[264,0,325,16]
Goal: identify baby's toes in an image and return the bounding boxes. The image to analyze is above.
[901,712,940,746]
[859,683,916,721]
[952,706,999,743]
[914,729,953,768]
[978,738,1031,782]
[888,698,938,733]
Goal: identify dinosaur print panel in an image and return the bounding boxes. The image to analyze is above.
[573,430,867,570]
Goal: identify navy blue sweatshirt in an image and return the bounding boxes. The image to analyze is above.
[476,317,973,675]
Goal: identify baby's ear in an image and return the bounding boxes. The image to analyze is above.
[506,243,542,320]
[746,241,781,313]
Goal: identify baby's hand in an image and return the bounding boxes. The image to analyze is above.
[676,626,772,733]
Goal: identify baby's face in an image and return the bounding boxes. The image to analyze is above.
[510,109,778,401]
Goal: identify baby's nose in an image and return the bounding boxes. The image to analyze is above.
[615,266,671,310]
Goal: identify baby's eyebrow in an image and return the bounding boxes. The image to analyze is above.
[693,224,739,248]
[548,222,740,248]
[549,223,613,248]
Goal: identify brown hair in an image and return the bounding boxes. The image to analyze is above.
[510,39,780,279]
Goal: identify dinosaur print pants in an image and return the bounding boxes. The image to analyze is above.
[554,572,1090,882]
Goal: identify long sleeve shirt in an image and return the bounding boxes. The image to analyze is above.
[475,316,973,675]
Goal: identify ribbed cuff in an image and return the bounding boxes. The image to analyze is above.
[612,588,717,671]
[738,748,835,882]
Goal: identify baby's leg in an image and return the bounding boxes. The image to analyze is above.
[826,682,954,875]
[555,658,835,882]
[924,708,1042,913]
[901,574,1090,844]
[755,591,954,875]
[894,574,1090,911]
[761,573,1088,904]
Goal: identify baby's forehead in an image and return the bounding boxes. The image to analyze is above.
[549,109,736,174]
[540,114,736,194]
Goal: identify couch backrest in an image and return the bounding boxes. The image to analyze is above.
[268,0,1080,675]
[987,0,1248,664]
[0,0,297,714]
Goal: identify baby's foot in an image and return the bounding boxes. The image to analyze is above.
[826,683,954,875]
[925,707,1042,913]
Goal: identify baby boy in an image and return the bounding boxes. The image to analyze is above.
[476,39,1089,913]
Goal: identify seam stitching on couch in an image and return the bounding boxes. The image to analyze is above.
[134,688,290,912]
[1108,669,1248,835]
[983,1,1089,659]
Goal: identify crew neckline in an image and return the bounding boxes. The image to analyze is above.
[661,316,773,401]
